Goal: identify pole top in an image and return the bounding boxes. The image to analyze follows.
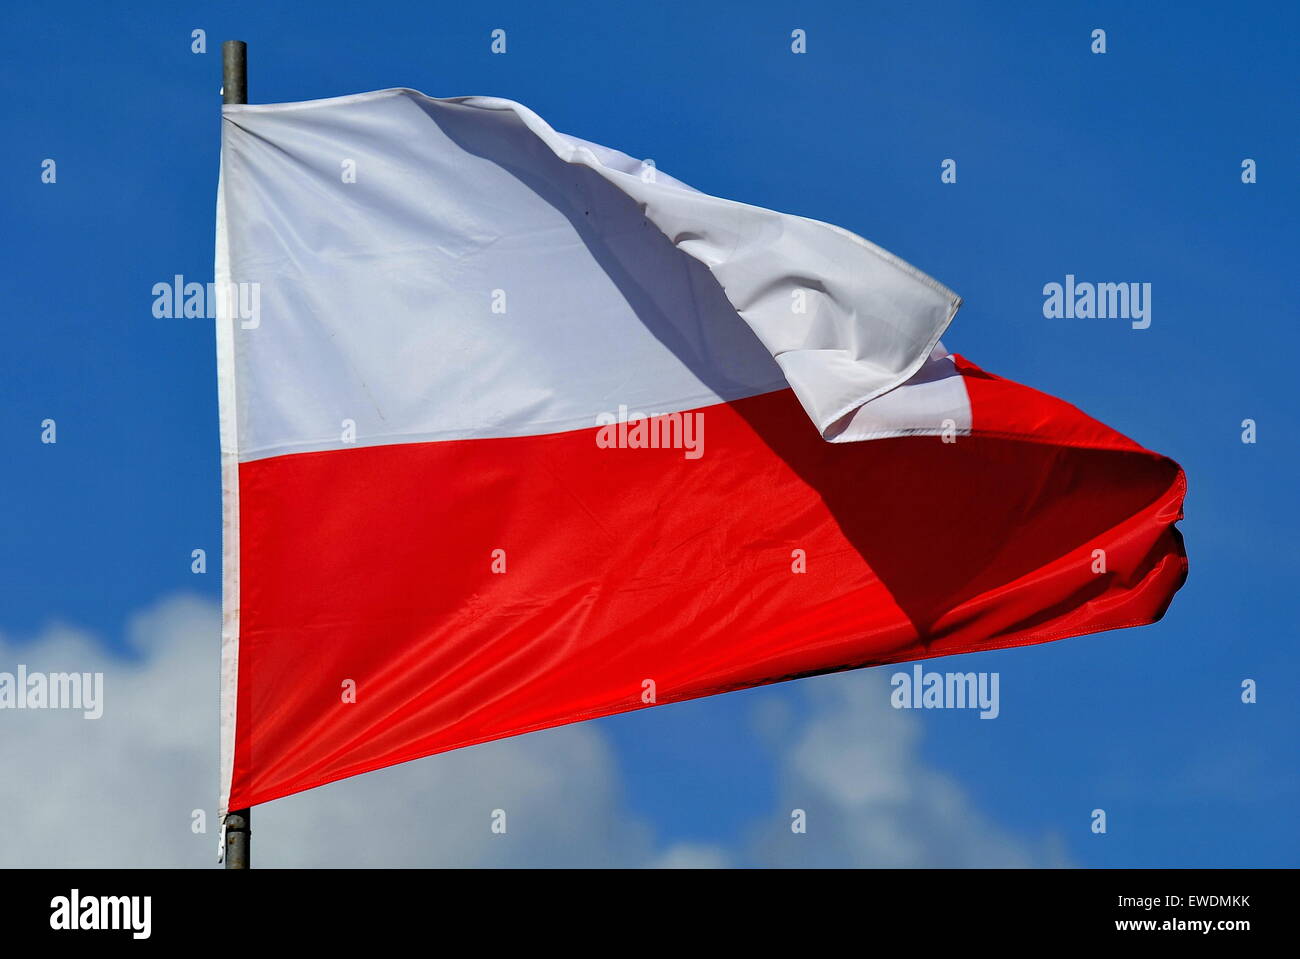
[222,41,248,105]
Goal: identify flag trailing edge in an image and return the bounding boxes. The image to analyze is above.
[216,89,1186,815]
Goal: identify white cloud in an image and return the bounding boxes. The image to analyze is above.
[745,670,1068,867]
[256,702,663,867]
[0,593,1056,867]
[0,594,669,867]
[0,596,221,867]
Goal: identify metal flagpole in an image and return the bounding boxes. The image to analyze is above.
[221,37,251,871]
[224,808,251,869]
[222,40,247,105]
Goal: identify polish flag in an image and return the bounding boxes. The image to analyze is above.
[216,90,1186,813]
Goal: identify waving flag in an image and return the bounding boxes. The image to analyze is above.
[216,89,1186,813]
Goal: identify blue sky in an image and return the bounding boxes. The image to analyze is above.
[1,0,1296,866]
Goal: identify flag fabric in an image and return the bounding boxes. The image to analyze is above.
[216,89,1186,814]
